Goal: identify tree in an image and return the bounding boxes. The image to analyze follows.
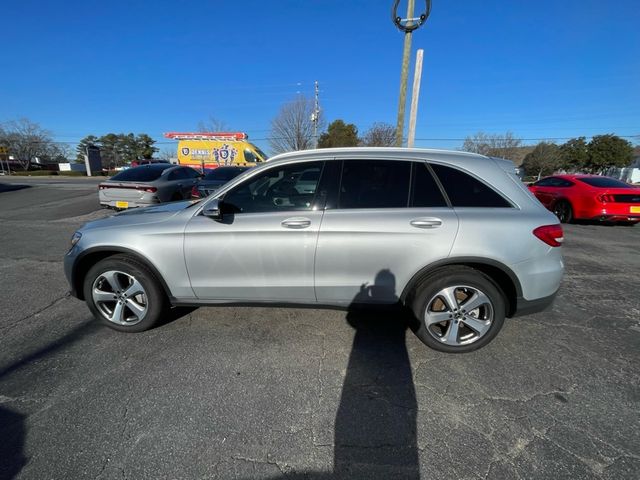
[77,133,159,168]
[45,143,72,163]
[98,133,121,168]
[269,95,317,154]
[318,120,359,148]
[360,122,396,147]
[559,137,589,172]
[521,142,561,179]
[0,118,55,170]
[158,148,176,162]
[134,133,157,160]
[76,135,99,162]
[461,131,523,160]
[197,116,227,132]
[586,134,633,174]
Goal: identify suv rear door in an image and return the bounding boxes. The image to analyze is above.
[314,159,459,304]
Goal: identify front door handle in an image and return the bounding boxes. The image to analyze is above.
[281,217,311,229]
[410,218,442,229]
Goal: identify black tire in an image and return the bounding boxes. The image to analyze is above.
[171,192,183,202]
[83,254,167,332]
[553,200,573,224]
[409,266,506,353]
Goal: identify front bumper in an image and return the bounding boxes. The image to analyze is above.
[64,246,81,298]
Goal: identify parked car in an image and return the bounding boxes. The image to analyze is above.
[528,174,640,224]
[191,166,252,198]
[99,164,201,210]
[66,148,564,353]
[130,159,171,167]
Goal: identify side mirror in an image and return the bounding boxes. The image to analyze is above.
[202,199,223,220]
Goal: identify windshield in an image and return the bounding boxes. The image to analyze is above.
[204,167,247,181]
[254,146,269,161]
[577,177,633,189]
[111,165,171,182]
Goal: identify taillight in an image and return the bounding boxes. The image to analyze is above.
[191,185,200,198]
[533,224,564,247]
[138,186,157,193]
[98,184,107,190]
[598,194,614,203]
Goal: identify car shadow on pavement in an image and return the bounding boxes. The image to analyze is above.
[0,406,26,480]
[260,270,421,479]
[0,183,30,193]
[0,320,102,380]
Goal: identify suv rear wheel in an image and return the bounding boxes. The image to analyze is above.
[83,255,167,332]
[410,267,505,353]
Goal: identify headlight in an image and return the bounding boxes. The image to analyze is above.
[70,231,82,248]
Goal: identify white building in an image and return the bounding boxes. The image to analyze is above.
[607,149,640,184]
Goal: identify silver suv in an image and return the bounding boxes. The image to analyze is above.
[65,148,564,353]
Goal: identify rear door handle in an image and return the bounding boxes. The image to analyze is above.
[281,217,311,229]
[410,218,442,229]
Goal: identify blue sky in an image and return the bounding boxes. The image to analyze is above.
[1,0,638,155]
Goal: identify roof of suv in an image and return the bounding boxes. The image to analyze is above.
[270,147,486,161]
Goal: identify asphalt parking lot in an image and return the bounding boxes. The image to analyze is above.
[1,176,639,480]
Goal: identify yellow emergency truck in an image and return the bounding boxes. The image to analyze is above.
[163,132,268,171]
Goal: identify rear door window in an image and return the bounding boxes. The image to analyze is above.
[430,164,511,208]
[183,167,200,179]
[339,160,410,209]
[168,169,189,181]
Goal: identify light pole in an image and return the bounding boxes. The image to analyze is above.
[392,0,431,147]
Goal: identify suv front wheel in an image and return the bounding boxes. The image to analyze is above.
[410,267,506,353]
[83,255,167,332]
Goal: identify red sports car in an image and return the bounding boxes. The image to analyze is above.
[528,174,640,224]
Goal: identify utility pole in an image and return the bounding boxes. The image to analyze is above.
[392,0,431,147]
[395,0,414,147]
[311,80,320,149]
[407,49,424,148]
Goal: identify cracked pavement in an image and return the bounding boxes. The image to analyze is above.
[0,177,639,479]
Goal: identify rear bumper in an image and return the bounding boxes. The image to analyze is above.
[512,291,558,317]
[100,199,160,209]
[589,214,640,223]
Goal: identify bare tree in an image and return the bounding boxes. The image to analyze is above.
[360,122,396,147]
[461,131,523,160]
[197,116,227,132]
[269,96,318,154]
[0,118,55,170]
[158,148,176,162]
[46,143,72,162]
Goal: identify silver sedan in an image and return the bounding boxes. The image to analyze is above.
[99,164,201,210]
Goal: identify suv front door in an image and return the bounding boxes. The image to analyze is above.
[314,159,459,305]
[184,161,326,301]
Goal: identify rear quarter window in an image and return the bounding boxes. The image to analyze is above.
[430,163,511,208]
[577,177,633,188]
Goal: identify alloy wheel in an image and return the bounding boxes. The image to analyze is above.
[91,270,148,326]
[424,285,494,346]
[554,202,570,223]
